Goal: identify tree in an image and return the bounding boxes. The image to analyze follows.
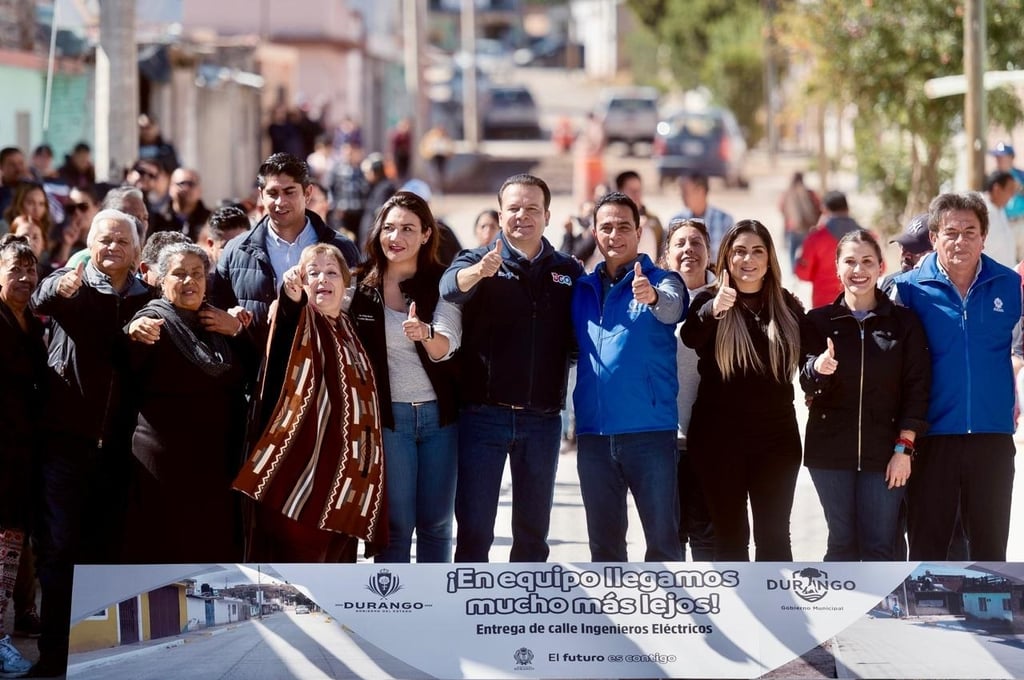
[626,0,767,145]
[779,0,1024,227]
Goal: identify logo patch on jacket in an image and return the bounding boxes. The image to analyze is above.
[551,272,573,286]
[993,297,1004,312]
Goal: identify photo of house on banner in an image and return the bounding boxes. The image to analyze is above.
[66,564,428,680]
[823,563,1024,679]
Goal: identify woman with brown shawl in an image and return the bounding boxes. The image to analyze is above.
[234,243,386,561]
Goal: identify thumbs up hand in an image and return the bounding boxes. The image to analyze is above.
[632,261,657,305]
[712,270,736,318]
[402,300,431,343]
[477,240,504,279]
[814,337,839,375]
[58,261,86,298]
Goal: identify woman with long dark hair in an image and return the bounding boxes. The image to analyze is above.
[350,191,461,562]
[680,219,804,561]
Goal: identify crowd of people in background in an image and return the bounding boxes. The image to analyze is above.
[1,114,1024,679]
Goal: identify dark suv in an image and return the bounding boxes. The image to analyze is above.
[653,107,748,188]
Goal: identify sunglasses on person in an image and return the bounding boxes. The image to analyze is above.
[133,166,159,180]
[68,202,92,213]
[175,180,197,189]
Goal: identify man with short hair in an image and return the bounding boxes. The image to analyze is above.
[209,152,359,350]
[166,167,212,241]
[669,172,733,261]
[615,170,664,260]
[891,191,1022,561]
[440,173,583,562]
[358,152,397,249]
[129,158,176,235]
[0,147,28,215]
[200,205,251,266]
[983,170,1020,266]
[990,142,1024,222]
[571,191,687,561]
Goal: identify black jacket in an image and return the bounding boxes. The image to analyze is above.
[31,262,155,445]
[799,290,931,472]
[440,235,583,412]
[349,265,460,429]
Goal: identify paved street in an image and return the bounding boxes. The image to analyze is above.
[68,610,429,680]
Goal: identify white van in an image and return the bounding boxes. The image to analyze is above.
[595,87,660,155]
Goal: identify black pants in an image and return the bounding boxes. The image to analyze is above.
[907,433,1015,561]
[691,427,801,561]
[35,433,130,668]
[677,444,714,560]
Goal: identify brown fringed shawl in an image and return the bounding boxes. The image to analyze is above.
[233,302,387,552]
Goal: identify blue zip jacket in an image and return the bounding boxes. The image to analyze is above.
[893,252,1021,435]
[572,255,687,435]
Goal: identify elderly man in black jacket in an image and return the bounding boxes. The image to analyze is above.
[30,209,154,677]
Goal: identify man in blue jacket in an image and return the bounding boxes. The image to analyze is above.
[572,191,688,561]
[440,174,583,562]
[892,191,1022,561]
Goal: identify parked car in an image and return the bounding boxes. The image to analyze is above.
[482,85,542,139]
[653,107,748,188]
[595,87,660,155]
[295,605,310,615]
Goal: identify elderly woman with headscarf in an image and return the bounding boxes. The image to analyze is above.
[0,234,47,678]
[30,208,153,676]
[234,243,386,562]
[121,242,254,563]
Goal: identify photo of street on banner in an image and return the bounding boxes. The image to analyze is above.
[67,562,1024,679]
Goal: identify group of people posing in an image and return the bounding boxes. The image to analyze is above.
[0,151,1020,676]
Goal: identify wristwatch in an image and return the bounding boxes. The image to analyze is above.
[894,441,916,458]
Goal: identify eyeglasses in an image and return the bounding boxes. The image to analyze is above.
[68,202,92,213]
[133,167,159,180]
[175,180,197,189]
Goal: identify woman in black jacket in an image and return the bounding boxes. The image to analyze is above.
[800,229,930,561]
[349,191,462,563]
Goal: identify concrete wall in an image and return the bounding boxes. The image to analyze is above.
[963,592,1012,623]
[69,605,119,653]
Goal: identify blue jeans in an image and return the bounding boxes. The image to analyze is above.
[808,467,905,561]
[376,402,457,563]
[454,404,561,562]
[788,231,806,272]
[577,431,682,562]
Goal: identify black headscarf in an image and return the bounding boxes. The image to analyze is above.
[130,298,233,377]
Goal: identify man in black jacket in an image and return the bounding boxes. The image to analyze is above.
[209,153,359,351]
[440,173,583,562]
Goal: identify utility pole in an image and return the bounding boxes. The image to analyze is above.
[964,0,986,190]
[762,0,778,167]
[460,0,479,150]
[403,0,430,177]
[95,0,138,182]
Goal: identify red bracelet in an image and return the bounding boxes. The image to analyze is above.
[896,437,915,449]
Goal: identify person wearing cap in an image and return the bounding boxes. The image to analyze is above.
[890,191,1022,561]
[990,142,1024,222]
[794,190,863,308]
[880,213,932,294]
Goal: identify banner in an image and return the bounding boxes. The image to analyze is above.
[73,561,1004,678]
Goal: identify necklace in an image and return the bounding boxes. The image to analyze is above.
[739,299,764,322]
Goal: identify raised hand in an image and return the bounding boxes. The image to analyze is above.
[199,305,244,336]
[712,270,736,317]
[814,337,838,375]
[282,265,304,302]
[57,261,86,298]
[128,317,164,345]
[632,261,656,305]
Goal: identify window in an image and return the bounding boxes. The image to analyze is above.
[978,597,988,612]
[1003,599,1012,611]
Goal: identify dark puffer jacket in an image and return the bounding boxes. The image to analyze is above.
[208,209,359,350]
